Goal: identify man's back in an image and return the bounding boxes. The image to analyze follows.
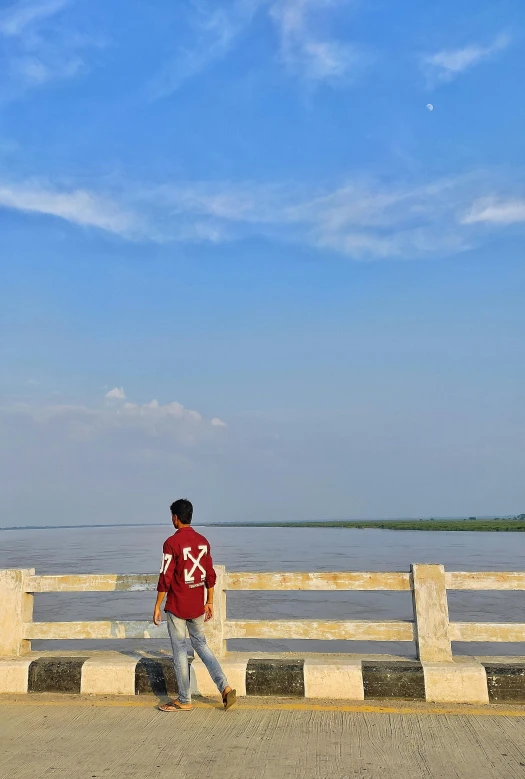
[158,525,216,620]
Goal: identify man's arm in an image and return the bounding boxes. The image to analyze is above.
[204,585,214,622]
[154,539,175,624]
[153,591,166,625]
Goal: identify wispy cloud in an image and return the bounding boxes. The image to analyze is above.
[135,175,479,259]
[462,198,525,225]
[270,0,363,84]
[423,33,510,84]
[148,174,525,257]
[9,53,83,85]
[149,0,362,98]
[279,178,476,257]
[3,172,525,259]
[149,0,261,99]
[0,0,67,37]
[0,181,137,236]
[0,0,102,95]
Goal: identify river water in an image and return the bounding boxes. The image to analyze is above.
[1,525,524,657]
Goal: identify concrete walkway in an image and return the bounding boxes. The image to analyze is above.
[2,696,525,779]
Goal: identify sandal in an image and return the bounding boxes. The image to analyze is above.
[158,700,193,712]
[222,689,237,710]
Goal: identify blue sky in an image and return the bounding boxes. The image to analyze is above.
[1,0,524,526]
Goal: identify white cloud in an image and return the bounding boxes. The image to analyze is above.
[423,34,510,84]
[270,0,362,83]
[4,171,525,260]
[149,0,361,97]
[10,394,227,443]
[143,175,477,259]
[149,0,262,99]
[0,0,68,37]
[106,387,126,400]
[10,54,82,85]
[121,399,194,421]
[0,181,137,236]
[462,198,525,225]
[0,0,102,95]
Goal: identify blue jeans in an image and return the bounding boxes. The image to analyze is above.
[166,612,228,705]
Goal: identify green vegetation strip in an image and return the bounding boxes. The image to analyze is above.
[213,518,525,532]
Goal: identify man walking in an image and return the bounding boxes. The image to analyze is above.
[153,498,236,711]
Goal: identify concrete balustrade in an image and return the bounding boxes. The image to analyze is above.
[1,563,525,703]
[3,563,525,656]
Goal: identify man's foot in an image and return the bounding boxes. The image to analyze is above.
[222,687,237,710]
[158,700,193,712]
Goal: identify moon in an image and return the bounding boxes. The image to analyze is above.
[426,103,434,112]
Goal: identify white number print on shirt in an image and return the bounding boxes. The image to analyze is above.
[160,553,173,575]
[183,545,207,584]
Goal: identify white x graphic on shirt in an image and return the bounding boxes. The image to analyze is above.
[183,545,207,583]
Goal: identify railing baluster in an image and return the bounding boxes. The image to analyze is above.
[411,564,452,662]
[204,564,226,656]
[0,569,35,656]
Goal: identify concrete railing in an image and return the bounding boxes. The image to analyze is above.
[2,564,525,658]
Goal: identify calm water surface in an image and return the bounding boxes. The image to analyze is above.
[1,525,524,657]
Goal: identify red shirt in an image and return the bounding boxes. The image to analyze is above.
[157,526,217,619]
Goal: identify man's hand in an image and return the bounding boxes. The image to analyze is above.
[153,592,166,625]
[204,603,214,622]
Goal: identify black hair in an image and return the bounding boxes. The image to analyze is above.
[170,498,193,525]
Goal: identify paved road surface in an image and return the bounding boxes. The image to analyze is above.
[2,696,525,779]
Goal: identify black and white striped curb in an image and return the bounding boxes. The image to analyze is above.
[1,656,525,704]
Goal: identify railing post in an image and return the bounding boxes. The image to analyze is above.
[0,569,35,656]
[411,564,452,662]
[205,565,226,656]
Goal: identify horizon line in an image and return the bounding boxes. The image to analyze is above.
[0,515,517,531]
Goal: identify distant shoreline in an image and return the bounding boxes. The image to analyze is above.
[1,518,524,531]
[211,518,525,532]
